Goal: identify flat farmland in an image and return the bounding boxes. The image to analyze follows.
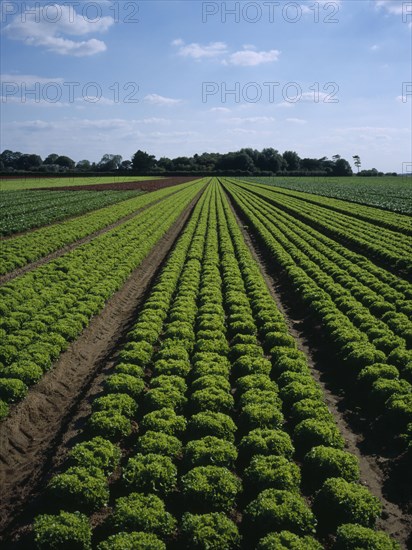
[0,176,164,191]
[0,178,411,550]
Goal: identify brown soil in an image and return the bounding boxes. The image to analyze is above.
[34,176,196,192]
[0,193,201,541]
[224,189,412,549]
[0,185,186,286]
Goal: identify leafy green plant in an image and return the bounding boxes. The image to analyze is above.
[289,398,332,425]
[123,453,177,496]
[111,492,176,537]
[191,375,231,392]
[1,362,43,385]
[188,412,236,442]
[181,466,241,512]
[92,393,138,418]
[256,531,322,550]
[233,356,271,377]
[136,431,183,459]
[0,399,9,420]
[68,437,121,474]
[114,363,145,378]
[151,374,187,393]
[293,419,345,455]
[280,381,323,408]
[313,477,382,529]
[0,377,28,402]
[180,512,241,550]
[97,531,166,550]
[244,488,316,536]
[239,389,281,409]
[34,511,92,550]
[47,466,109,511]
[144,387,187,412]
[236,374,278,394]
[334,523,401,550]
[302,446,360,489]
[239,428,294,462]
[190,387,234,414]
[87,410,132,441]
[240,403,284,431]
[244,455,300,494]
[105,374,145,400]
[184,436,237,468]
[154,358,191,377]
[140,407,186,436]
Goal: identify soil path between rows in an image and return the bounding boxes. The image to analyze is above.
[224,189,411,549]
[0,192,201,539]
[0,185,188,286]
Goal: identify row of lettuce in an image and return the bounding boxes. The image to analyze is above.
[239,179,412,236]
[0,189,143,236]
[223,179,412,451]
[0,180,207,419]
[0,180,201,276]
[241,176,412,217]
[30,181,400,549]
[235,179,411,278]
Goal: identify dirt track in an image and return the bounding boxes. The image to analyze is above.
[0,192,201,540]
[35,176,196,192]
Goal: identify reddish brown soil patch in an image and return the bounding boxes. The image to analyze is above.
[0,192,201,541]
[34,177,196,192]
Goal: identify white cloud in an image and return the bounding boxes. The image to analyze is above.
[172,39,228,59]
[276,101,295,108]
[300,0,341,15]
[370,44,380,51]
[286,118,307,124]
[396,95,410,103]
[3,4,113,56]
[301,91,330,102]
[225,116,276,125]
[334,126,409,142]
[209,107,232,113]
[224,48,281,66]
[144,94,182,106]
[375,0,405,16]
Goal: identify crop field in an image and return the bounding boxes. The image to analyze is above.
[242,176,412,215]
[0,177,411,549]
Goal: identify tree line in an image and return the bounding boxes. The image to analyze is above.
[0,148,393,177]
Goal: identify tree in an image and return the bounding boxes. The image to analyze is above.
[120,160,132,170]
[132,150,156,173]
[76,160,91,171]
[257,148,286,173]
[1,150,22,169]
[353,155,361,173]
[16,154,43,170]
[44,153,59,165]
[283,151,301,171]
[56,155,75,169]
[98,154,123,171]
[333,158,353,176]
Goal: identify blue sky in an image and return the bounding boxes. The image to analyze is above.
[1,0,411,172]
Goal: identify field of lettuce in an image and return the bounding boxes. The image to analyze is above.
[0,177,411,549]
